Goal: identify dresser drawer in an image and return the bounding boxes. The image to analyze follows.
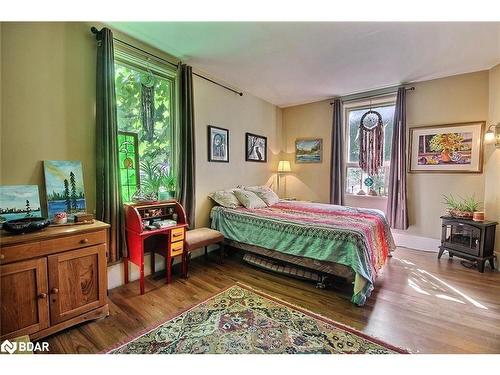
[1,241,41,264]
[40,230,107,253]
[170,227,185,242]
[170,240,184,257]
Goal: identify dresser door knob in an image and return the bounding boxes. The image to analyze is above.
[51,288,59,294]
[38,292,47,299]
[80,238,89,244]
[0,254,4,260]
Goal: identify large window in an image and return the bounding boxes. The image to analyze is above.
[114,46,177,202]
[345,99,395,197]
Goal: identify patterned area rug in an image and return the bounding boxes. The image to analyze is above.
[107,284,407,354]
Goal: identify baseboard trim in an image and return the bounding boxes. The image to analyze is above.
[107,245,219,290]
[392,231,440,252]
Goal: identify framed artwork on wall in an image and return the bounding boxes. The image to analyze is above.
[245,132,267,162]
[409,121,484,173]
[295,138,323,163]
[208,125,229,162]
[43,160,87,220]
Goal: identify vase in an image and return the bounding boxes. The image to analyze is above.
[441,151,451,162]
[473,211,485,222]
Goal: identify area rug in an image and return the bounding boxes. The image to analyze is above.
[107,284,408,354]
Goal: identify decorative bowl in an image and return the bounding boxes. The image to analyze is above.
[2,217,51,234]
[449,209,474,220]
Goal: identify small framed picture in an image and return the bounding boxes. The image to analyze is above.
[245,133,267,162]
[208,125,229,162]
[295,138,323,163]
[409,121,484,173]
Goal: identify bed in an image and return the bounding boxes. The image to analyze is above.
[210,200,395,306]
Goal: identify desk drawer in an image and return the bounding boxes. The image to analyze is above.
[170,227,185,243]
[41,230,107,253]
[170,241,184,257]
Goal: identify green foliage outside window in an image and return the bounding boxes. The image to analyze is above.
[114,61,175,202]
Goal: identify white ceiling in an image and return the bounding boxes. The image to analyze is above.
[110,22,500,107]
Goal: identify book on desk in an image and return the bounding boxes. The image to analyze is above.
[124,200,188,294]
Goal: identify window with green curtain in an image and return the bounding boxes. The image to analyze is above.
[114,45,177,203]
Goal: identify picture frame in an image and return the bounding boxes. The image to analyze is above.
[409,121,485,173]
[245,132,267,162]
[207,125,229,163]
[295,138,323,163]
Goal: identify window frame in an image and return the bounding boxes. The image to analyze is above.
[343,95,396,197]
[113,42,179,202]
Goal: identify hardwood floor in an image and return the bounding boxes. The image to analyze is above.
[40,247,500,354]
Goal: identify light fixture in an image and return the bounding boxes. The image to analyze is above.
[484,123,500,148]
[277,161,291,197]
[277,160,291,173]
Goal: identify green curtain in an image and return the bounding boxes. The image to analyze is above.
[177,64,196,227]
[94,27,127,262]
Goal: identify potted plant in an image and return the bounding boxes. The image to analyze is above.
[442,194,481,219]
[162,174,177,200]
[429,133,465,163]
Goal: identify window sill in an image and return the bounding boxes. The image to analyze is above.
[345,194,388,200]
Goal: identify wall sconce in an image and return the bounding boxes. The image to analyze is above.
[277,160,291,197]
[484,122,500,148]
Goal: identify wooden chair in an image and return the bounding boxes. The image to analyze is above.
[184,228,225,276]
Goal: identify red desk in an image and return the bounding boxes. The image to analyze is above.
[123,201,188,295]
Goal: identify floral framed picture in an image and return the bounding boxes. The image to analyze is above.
[245,133,267,162]
[409,121,484,173]
[208,125,229,162]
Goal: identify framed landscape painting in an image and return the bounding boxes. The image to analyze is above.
[0,185,42,226]
[44,160,87,220]
[295,138,322,163]
[245,132,267,162]
[208,125,229,162]
[409,122,484,173]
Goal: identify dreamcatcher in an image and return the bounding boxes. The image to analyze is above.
[358,105,384,177]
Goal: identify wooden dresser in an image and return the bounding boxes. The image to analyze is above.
[0,221,110,340]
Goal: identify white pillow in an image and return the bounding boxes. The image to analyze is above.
[233,189,267,209]
[208,189,241,208]
[245,186,279,206]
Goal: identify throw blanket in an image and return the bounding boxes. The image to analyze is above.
[211,201,395,305]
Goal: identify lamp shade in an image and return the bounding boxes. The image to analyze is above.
[277,160,291,173]
[484,129,495,143]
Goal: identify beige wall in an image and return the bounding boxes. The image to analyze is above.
[1,22,97,214]
[485,64,500,250]
[282,71,491,240]
[194,75,282,227]
[405,71,489,239]
[1,22,282,230]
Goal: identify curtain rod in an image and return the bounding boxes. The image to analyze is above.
[329,86,415,105]
[90,27,243,97]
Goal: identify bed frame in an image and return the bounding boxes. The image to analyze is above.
[224,239,355,290]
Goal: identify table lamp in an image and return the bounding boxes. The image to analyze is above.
[277,160,291,197]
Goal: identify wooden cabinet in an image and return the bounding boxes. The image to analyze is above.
[48,245,107,325]
[0,221,110,340]
[0,258,49,338]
